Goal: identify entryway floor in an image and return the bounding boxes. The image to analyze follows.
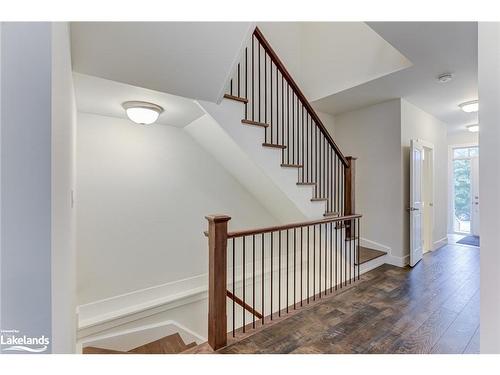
[218,243,479,354]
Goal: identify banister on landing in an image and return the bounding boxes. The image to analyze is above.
[205,213,362,350]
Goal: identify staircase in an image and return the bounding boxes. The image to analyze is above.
[198,27,370,352]
[194,27,356,222]
[83,333,197,354]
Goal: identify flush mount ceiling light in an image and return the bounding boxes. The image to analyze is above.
[122,101,164,125]
[466,124,479,133]
[459,100,479,113]
[437,73,453,83]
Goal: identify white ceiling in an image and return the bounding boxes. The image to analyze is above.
[312,22,478,133]
[73,73,205,127]
[70,22,252,102]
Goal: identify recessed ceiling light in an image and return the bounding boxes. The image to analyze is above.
[459,100,479,113]
[466,124,479,133]
[122,101,164,125]
[437,73,453,83]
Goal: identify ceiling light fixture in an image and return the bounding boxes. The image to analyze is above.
[122,101,164,125]
[459,100,479,113]
[437,73,453,83]
[466,124,479,133]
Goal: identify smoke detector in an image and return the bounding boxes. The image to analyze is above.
[437,73,453,83]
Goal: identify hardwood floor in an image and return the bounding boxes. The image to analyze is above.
[217,243,479,354]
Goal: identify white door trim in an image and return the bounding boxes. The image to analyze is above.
[447,143,479,234]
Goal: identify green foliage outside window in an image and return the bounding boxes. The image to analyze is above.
[453,159,471,221]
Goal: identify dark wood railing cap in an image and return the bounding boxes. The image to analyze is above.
[205,214,231,223]
[227,214,362,238]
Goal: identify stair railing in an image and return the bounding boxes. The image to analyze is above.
[225,27,354,218]
[206,214,361,350]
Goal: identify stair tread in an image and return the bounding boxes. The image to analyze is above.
[83,346,130,354]
[242,119,269,128]
[323,211,339,217]
[128,333,188,354]
[311,197,328,201]
[262,143,286,149]
[297,182,316,186]
[224,94,248,103]
[355,246,387,265]
[183,342,198,351]
[281,163,303,168]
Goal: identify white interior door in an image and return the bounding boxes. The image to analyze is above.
[470,156,480,236]
[410,139,424,267]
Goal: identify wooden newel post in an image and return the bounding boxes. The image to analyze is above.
[344,156,357,238]
[206,214,231,350]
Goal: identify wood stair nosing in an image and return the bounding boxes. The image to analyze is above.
[241,119,269,128]
[262,143,286,149]
[281,163,303,168]
[355,246,387,265]
[323,211,339,217]
[128,333,191,354]
[83,346,130,354]
[296,182,316,186]
[223,94,248,104]
[311,197,328,202]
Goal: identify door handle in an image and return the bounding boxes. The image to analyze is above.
[407,207,419,212]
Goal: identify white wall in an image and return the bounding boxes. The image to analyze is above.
[447,130,479,146]
[401,99,448,253]
[257,22,303,88]
[51,22,77,353]
[300,22,411,102]
[317,111,336,137]
[332,98,449,264]
[76,112,279,305]
[0,23,53,352]
[333,100,404,262]
[479,21,500,354]
[256,22,411,103]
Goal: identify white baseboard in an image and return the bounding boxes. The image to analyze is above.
[360,237,410,267]
[386,254,410,267]
[359,238,392,254]
[433,236,448,251]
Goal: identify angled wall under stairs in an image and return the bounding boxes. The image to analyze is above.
[189,98,327,221]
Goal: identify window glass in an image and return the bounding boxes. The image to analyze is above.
[453,159,471,233]
[453,148,468,158]
[469,147,479,157]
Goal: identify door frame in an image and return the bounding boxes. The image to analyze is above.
[410,139,435,266]
[416,139,435,253]
[447,143,479,234]
[470,155,480,236]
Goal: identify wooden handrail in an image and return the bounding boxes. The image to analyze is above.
[227,214,362,238]
[253,27,348,167]
[203,213,361,238]
[226,290,263,319]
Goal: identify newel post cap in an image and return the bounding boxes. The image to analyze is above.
[205,214,231,223]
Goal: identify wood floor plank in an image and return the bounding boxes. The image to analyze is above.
[463,325,480,354]
[217,244,479,354]
[431,290,480,354]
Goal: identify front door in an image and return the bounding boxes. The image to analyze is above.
[410,139,424,267]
